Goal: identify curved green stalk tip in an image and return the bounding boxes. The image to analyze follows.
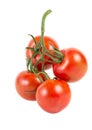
[45,9,52,14]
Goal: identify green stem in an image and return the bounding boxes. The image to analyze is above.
[46,49,63,59]
[28,34,37,45]
[45,53,62,63]
[32,69,44,82]
[27,51,39,72]
[39,9,52,71]
[37,71,50,80]
[26,47,34,51]
[26,9,64,81]
[40,9,52,48]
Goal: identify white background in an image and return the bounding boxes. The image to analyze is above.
[0,0,92,129]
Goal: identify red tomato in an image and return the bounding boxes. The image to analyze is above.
[53,48,88,82]
[15,71,42,100]
[26,36,59,70]
[36,79,71,113]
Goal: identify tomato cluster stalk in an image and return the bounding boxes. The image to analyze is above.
[26,10,64,81]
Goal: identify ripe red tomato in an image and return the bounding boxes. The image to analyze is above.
[26,36,59,70]
[36,79,71,113]
[53,48,88,82]
[15,71,42,100]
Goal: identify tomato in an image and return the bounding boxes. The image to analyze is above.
[53,48,88,82]
[36,79,71,113]
[15,71,42,100]
[26,36,59,70]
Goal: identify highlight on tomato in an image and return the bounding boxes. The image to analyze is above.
[15,71,43,100]
[36,79,71,113]
[53,48,88,82]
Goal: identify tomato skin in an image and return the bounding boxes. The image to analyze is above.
[53,48,88,82]
[15,71,42,100]
[36,79,71,113]
[26,36,59,70]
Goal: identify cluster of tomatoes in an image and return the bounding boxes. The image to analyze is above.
[15,10,88,114]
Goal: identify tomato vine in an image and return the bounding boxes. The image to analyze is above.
[26,9,64,81]
[15,9,88,113]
